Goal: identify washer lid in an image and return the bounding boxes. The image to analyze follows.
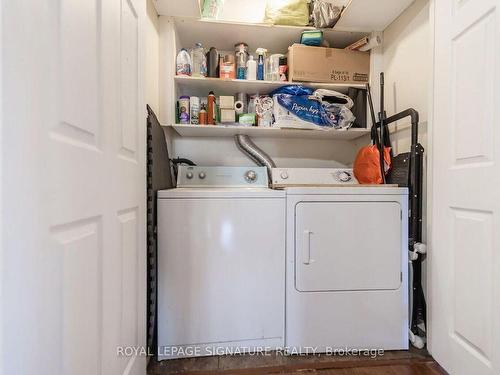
[158,187,286,199]
[285,186,408,195]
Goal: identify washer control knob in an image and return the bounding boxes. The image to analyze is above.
[198,172,206,179]
[280,171,289,180]
[244,170,257,183]
[339,171,352,182]
[186,172,194,179]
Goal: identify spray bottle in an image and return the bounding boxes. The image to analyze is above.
[255,48,267,81]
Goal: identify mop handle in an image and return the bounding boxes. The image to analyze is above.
[378,73,386,184]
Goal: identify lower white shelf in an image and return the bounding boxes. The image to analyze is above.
[163,123,371,140]
[174,75,366,95]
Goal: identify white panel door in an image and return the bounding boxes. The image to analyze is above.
[431,0,500,374]
[1,1,146,375]
[295,201,402,292]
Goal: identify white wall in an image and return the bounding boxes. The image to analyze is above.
[381,0,431,295]
[171,137,363,168]
[159,17,178,126]
[146,0,160,113]
[382,0,430,154]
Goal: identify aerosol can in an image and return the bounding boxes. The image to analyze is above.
[255,48,267,81]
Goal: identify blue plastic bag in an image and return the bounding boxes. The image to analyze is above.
[272,88,355,129]
[275,94,331,127]
[269,85,314,97]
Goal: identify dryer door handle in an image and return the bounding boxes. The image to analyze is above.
[303,230,312,265]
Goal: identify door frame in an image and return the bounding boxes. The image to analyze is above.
[0,1,4,373]
[426,0,436,356]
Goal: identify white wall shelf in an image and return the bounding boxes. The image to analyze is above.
[335,0,415,32]
[171,17,368,52]
[163,123,370,140]
[154,0,202,18]
[174,75,365,96]
[155,0,415,39]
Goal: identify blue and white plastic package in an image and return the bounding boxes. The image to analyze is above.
[271,86,355,130]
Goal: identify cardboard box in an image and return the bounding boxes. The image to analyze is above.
[220,109,236,123]
[288,44,370,84]
[219,96,235,109]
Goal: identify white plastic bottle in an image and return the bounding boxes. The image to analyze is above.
[176,48,191,76]
[246,55,257,80]
[191,42,207,77]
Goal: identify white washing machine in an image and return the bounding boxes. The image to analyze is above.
[274,168,409,351]
[157,166,285,359]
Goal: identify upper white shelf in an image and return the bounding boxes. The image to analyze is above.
[335,0,416,32]
[163,123,371,141]
[174,75,365,96]
[153,0,202,18]
[171,17,367,52]
[154,0,415,35]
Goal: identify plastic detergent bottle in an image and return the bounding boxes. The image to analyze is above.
[234,43,249,80]
[246,55,257,80]
[191,43,207,77]
[206,47,219,77]
[176,48,191,76]
[178,96,190,124]
[256,48,267,81]
[207,91,216,125]
[190,96,200,125]
[199,104,207,125]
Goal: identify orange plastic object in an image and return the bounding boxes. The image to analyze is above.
[353,145,392,184]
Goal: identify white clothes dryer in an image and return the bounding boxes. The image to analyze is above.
[283,183,409,351]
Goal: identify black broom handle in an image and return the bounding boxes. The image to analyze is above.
[366,83,379,147]
[378,73,386,184]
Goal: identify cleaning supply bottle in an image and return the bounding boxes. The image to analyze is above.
[199,104,207,125]
[234,43,249,80]
[219,54,235,79]
[191,42,207,77]
[279,56,288,81]
[190,96,200,125]
[256,48,267,81]
[246,55,257,80]
[207,91,216,125]
[178,96,190,124]
[176,48,191,76]
[206,47,219,78]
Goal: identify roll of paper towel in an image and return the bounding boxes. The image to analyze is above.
[359,35,381,52]
[234,100,245,115]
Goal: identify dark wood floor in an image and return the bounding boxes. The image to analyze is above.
[279,362,445,375]
[148,349,447,375]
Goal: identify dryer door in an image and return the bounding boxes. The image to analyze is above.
[295,201,402,292]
